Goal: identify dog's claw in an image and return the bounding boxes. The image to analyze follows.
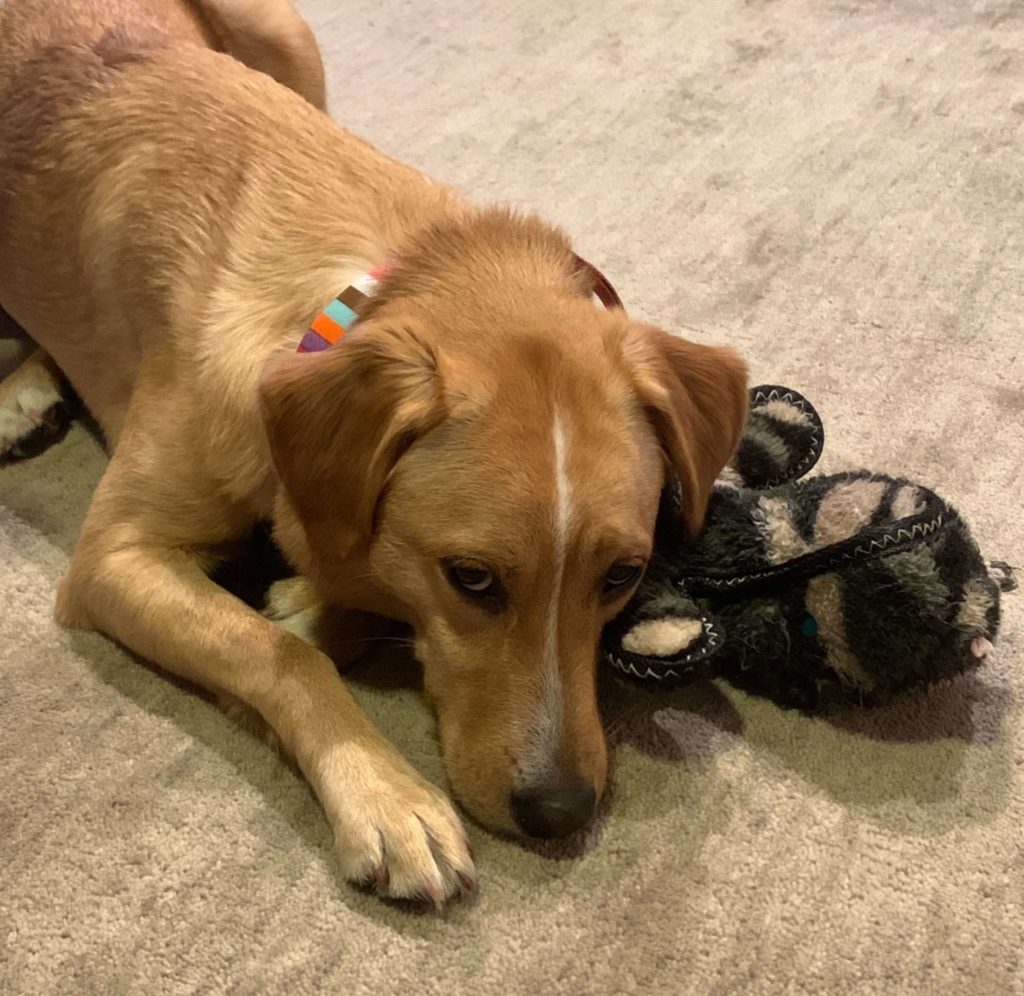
[456,870,476,895]
[372,863,389,892]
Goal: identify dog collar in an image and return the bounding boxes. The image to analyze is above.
[296,254,621,354]
[296,260,396,353]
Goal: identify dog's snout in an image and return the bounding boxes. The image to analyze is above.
[510,778,596,839]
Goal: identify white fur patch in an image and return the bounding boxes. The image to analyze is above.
[539,415,572,760]
[622,617,703,657]
[521,412,572,780]
[546,412,571,668]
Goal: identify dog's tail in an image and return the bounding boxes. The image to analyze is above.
[191,0,326,110]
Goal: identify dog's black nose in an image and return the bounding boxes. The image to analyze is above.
[510,779,596,839]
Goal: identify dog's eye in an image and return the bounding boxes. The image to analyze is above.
[445,561,496,595]
[604,562,643,593]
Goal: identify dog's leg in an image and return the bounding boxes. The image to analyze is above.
[58,462,474,903]
[0,346,67,459]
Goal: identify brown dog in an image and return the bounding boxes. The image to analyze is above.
[0,0,747,902]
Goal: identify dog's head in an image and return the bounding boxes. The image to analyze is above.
[260,215,746,838]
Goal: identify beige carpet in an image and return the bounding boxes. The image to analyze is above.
[2,0,1023,992]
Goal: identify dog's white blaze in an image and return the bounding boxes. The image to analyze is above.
[546,412,572,666]
[520,412,574,780]
[528,413,572,770]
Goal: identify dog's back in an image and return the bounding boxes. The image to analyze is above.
[0,0,323,106]
[0,0,323,248]
[0,0,327,440]
[0,2,209,221]
[0,1,212,87]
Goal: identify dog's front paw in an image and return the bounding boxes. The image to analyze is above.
[317,745,476,904]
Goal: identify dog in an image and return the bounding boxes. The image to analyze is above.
[0,0,747,902]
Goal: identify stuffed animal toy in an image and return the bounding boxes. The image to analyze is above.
[603,386,1016,710]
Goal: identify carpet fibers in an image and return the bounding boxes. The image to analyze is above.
[1,0,1022,992]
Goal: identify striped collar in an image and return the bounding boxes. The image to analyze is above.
[296,254,622,354]
[297,260,396,353]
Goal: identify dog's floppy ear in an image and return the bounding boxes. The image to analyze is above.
[622,323,748,537]
[259,321,445,556]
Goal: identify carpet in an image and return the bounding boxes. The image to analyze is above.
[1,0,1022,992]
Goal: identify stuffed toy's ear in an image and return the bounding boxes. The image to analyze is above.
[723,385,825,490]
[259,320,445,557]
[623,324,748,536]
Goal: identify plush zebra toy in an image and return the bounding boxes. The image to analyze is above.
[603,386,1016,710]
